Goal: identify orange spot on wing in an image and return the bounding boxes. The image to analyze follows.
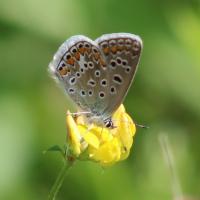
[59,67,70,76]
[100,59,106,68]
[79,47,86,55]
[74,52,80,61]
[103,47,110,55]
[94,53,100,60]
[117,46,124,51]
[86,47,92,54]
[67,58,75,66]
[111,46,117,54]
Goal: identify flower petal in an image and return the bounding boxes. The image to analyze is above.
[88,138,121,166]
[78,125,100,149]
[66,111,82,156]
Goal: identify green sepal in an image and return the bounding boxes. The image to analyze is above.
[43,145,65,157]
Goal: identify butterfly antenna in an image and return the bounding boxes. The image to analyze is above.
[135,123,150,129]
[111,118,149,129]
[66,111,91,118]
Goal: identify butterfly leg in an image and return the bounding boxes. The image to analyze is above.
[66,111,91,118]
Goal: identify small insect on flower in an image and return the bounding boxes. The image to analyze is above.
[49,33,143,165]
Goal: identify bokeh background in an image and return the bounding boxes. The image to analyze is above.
[0,0,200,199]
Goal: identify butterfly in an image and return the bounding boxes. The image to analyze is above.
[49,33,142,129]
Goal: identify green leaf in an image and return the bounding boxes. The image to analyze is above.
[43,145,64,156]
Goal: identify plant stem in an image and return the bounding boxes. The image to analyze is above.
[48,159,74,200]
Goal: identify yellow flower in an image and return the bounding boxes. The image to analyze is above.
[66,104,136,166]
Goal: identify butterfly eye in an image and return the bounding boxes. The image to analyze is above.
[104,118,113,128]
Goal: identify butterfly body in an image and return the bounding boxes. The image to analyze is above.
[49,33,142,128]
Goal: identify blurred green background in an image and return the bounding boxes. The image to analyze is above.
[0,0,200,199]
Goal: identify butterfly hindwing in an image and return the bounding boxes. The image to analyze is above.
[95,33,142,117]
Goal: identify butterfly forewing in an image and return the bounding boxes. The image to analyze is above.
[49,35,110,114]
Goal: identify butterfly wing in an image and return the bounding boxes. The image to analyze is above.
[49,33,142,121]
[95,33,143,118]
[49,35,110,115]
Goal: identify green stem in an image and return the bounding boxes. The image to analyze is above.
[48,159,74,200]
